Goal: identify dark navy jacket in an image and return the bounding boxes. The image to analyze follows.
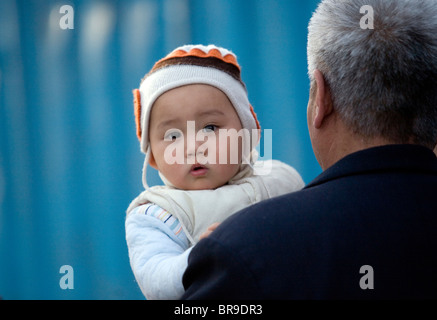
[182,145,437,299]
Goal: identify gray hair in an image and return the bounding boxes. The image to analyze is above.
[307,0,437,147]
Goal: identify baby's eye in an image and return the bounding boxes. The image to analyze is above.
[202,125,217,133]
[164,129,182,141]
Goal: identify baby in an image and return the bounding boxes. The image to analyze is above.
[125,44,305,299]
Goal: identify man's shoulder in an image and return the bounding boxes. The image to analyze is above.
[225,179,336,222]
[212,186,327,246]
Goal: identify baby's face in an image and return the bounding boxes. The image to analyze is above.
[149,84,244,190]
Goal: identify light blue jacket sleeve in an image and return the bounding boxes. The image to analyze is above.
[125,205,192,300]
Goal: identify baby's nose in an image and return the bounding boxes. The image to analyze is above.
[186,138,206,158]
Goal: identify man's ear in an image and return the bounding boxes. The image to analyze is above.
[313,70,333,129]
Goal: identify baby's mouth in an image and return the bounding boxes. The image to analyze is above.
[190,164,208,177]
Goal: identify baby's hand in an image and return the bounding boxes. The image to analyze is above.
[199,222,221,240]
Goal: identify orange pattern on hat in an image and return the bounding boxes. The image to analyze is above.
[133,89,142,141]
[154,47,240,71]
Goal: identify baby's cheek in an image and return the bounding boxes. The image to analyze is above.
[216,163,241,184]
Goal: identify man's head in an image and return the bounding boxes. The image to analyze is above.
[307,0,437,169]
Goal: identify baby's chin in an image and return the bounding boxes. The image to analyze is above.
[171,179,227,191]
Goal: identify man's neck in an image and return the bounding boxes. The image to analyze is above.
[321,128,396,171]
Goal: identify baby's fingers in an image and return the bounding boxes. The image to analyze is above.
[199,222,221,240]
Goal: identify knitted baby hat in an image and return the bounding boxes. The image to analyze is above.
[133,44,260,188]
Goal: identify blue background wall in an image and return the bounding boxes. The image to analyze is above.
[0,0,321,299]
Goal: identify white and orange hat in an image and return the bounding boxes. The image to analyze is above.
[133,44,260,188]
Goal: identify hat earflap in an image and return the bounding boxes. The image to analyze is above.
[133,89,142,142]
[133,88,158,170]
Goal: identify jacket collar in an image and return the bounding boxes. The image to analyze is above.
[306,144,437,189]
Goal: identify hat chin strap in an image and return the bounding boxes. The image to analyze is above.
[142,146,177,189]
[141,147,151,189]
